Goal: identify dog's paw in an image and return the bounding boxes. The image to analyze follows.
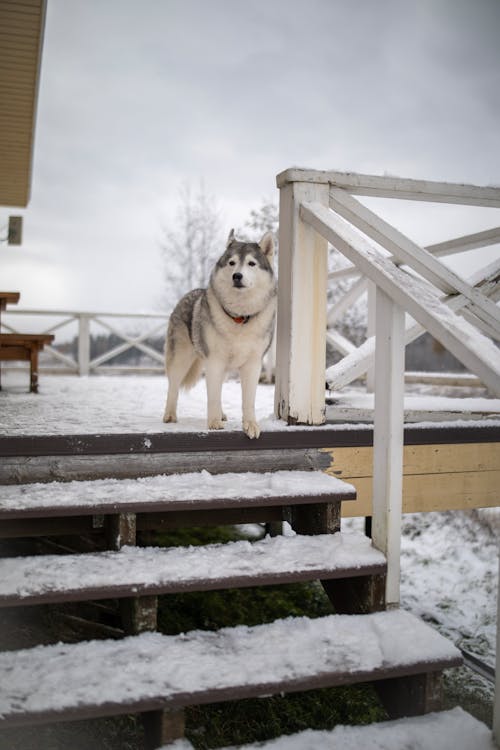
[163,413,177,424]
[208,418,225,430]
[243,420,261,439]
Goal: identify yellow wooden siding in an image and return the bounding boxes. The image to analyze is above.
[321,443,500,516]
[0,0,46,207]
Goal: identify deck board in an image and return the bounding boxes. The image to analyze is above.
[0,422,499,457]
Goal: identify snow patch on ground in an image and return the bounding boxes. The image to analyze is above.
[1,373,498,436]
[216,708,496,749]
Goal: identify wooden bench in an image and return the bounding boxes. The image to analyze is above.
[0,332,54,392]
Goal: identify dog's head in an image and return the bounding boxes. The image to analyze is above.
[217,229,275,288]
[210,230,276,316]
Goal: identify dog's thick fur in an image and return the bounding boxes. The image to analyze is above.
[163,230,276,439]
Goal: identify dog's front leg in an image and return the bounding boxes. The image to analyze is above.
[240,356,263,439]
[205,359,226,430]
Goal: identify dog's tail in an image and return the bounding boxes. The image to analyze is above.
[180,358,204,390]
[165,338,204,391]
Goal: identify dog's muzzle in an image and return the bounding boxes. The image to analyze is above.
[232,272,244,288]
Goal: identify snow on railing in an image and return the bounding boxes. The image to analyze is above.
[1,309,169,375]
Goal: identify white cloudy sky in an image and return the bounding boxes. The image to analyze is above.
[2,0,500,317]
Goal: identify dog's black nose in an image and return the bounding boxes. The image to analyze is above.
[232,272,243,283]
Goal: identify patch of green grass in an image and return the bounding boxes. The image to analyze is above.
[157,580,333,634]
[186,686,386,749]
[151,525,249,549]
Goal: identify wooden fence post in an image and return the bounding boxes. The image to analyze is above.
[275,176,329,425]
[371,287,405,608]
[78,314,90,376]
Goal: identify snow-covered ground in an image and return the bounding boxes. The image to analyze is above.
[0,371,278,435]
[1,370,499,436]
[1,371,499,742]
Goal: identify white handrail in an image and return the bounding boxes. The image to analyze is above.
[277,168,500,206]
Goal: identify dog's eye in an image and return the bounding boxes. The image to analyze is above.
[248,261,256,267]
[228,260,236,266]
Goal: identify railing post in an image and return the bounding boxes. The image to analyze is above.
[78,314,90,376]
[371,287,405,608]
[275,176,329,424]
[366,281,376,392]
[493,552,500,747]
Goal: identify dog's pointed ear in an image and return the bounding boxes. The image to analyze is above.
[259,231,275,260]
[226,228,235,247]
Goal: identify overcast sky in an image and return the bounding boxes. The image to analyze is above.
[2,0,500,319]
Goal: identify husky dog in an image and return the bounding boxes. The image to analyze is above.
[163,230,276,439]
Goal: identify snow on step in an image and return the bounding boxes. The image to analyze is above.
[206,707,495,750]
[0,531,386,606]
[0,610,461,726]
[0,470,356,518]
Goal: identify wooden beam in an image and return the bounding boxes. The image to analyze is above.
[329,187,500,333]
[322,442,500,515]
[426,227,500,258]
[371,289,405,607]
[326,329,356,357]
[327,226,500,282]
[327,276,367,326]
[341,471,500,517]
[300,201,500,396]
[275,180,329,424]
[324,443,500,478]
[277,168,500,207]
[326,256,500,389]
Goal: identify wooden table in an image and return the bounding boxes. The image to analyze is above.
[0,291,20,318]
[0,293,54,393]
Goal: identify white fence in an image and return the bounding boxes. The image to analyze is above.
[1,310,169,375]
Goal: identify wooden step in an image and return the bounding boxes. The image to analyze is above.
[0,531,386,607]
[0,609,461,729]
[161,707,494,750]
[0,470,356,519]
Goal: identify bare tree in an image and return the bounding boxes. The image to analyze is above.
[238,199,278,245]
[160,182,223,307]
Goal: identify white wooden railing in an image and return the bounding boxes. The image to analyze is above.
[275,169,500,428]
[1,310,168,375]
[326,226,500,392]
[274,168,500,740]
